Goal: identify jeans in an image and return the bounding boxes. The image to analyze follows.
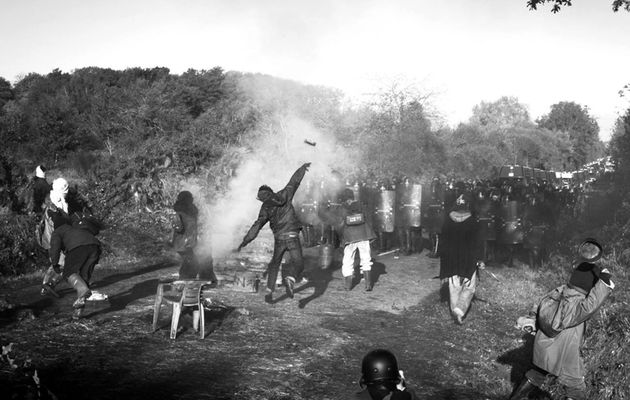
[267,234,304,291]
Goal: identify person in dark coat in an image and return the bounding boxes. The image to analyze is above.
[438,192,484,325]
[509,238,614,400]
[355,349,419,400]
[49,213,102,319]
[237,162,311,302]
[171,190,202,279]
[32,165,51,214]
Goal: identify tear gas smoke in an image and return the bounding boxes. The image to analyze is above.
[204,114,357,260]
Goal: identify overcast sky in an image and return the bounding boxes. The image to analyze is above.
[2,0,629,141]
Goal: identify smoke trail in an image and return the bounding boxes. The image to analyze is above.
[204,113,357,261]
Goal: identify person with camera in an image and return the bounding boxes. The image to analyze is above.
[355,349,419,400]
[509,238,614,400]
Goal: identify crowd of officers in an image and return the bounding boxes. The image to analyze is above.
[295,171,592,268]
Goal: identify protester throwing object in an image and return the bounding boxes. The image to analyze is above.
[509,238,614,400]
[236,162,311,303]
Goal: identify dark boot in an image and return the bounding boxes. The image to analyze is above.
[363,271,373,291]
[344,276,353,291]
[68,273,91,319]
[509,378,536,400]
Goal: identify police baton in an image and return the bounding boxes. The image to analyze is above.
[477,262,501,282]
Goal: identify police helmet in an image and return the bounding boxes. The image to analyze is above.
[360,349,400,386]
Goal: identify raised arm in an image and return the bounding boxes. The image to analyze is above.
[284,163,311,200]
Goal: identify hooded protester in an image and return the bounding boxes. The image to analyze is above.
[355,349,419,400]
[39,177,73,297]
[32,165,51,213]
[438,191,484,325]
[237,162,311,303]
[509,238,614,400]
[171,190,216,281]
[49,213,102,319]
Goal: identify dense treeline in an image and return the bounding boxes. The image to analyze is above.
[0,67,606,186]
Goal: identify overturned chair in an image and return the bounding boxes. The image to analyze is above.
[152,280,216,339]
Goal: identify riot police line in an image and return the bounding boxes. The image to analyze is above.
[294,161,611,268]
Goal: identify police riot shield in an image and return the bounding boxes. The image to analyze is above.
[475,198,497,241]
[398,184,422,228]
[374,189,396,233]
[497,200,524,245]
[297,180,320,226]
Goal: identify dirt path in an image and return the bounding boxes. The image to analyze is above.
[1,247,526,400]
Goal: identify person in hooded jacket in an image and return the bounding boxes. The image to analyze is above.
[237,162,311,302]
[509,238,614,400]
[32,165,51,214]
[171,190,209,280]
[438,191,484,325]
[49,213,102,319]
[39,177,73,297]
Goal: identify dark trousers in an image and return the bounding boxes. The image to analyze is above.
[62,244,101,285]
[267,235,304,291]
[178,248,199,279]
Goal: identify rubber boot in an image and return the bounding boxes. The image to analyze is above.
[344,276,353,291]
[68,273,92,319]
[509,378,536,400]
[363,271,373,291]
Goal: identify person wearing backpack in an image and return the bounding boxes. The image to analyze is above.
[509,238,614,400]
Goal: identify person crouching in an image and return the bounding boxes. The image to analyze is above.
[49,213,102,319]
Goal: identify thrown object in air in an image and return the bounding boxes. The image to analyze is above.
[304,139,317,146]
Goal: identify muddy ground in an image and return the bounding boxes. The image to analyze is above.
[0,242,546,400]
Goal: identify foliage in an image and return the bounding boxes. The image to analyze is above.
[469,96,533,132]
[527,0,630,12]
[537,101,603,169]
[0,214,45,276]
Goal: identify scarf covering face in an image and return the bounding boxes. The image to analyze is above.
[35,165,46,178]
[50,178,69,213]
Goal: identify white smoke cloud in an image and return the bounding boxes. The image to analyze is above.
[204,113,357,261]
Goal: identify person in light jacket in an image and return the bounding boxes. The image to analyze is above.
[509,238,614,400]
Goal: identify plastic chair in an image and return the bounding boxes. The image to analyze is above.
[152,280,214,339]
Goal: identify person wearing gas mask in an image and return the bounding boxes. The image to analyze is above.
[355,349,419,400]
[236,162,311,303]
[438,190,484,325]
